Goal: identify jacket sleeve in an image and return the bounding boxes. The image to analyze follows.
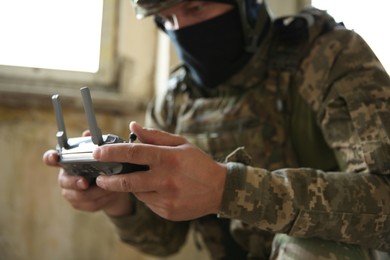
[109,196,190,256]
[218,29,390,251]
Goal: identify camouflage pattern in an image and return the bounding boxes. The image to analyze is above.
[130,0,183,19]
[271,234,377,259]
[110,7,390,259]
[110,194,190,256]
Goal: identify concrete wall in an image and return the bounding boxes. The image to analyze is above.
[0,104,206,260]
[0,106,146,260]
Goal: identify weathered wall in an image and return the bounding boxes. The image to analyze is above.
[0,104,146,260]
[0,2,209,259]
[0,104,208,260]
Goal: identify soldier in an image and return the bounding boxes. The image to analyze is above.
[44,0,390,259]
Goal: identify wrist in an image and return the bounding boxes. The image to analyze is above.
[218,162,247,218]
[212,163,228,214]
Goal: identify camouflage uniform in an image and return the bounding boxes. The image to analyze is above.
[110,7,390,259]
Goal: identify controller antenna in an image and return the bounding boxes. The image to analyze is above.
[52,94,70,149]
[80,87,104,145]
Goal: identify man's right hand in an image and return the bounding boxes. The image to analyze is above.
[42,149,133,217]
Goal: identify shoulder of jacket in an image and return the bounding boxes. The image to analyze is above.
[272,7,344,43]
[298,25,371,113]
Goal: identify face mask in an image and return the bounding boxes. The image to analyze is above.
[166,8,252,88]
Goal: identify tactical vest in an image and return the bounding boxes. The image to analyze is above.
[148,7,343,260]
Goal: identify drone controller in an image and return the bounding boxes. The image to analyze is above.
[52,87,149,182]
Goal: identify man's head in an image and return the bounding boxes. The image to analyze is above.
[131,0,235,20]
[130,0,269,88]
[156,2,234,30]
[131,0,265,34]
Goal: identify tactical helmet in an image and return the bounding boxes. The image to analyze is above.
[131,0,241,19]
[131,0,183,19]
[131,0,269,52]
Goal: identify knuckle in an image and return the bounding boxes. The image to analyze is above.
[62,189,76,203]
[119,177,133,192]
[62,190,100,212]
[57,169,67,187]
[62,189,83,203]
[164,150,181,168]
[98,144,118,161]
[125,145,137,161]
[160,177,177,192]
[158,170,180,195]
[61,189,68,199]
[58,171,78,190]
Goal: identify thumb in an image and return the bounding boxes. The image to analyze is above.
[129,121,186,147]
[82,130,91,137]
[42,150,60,167]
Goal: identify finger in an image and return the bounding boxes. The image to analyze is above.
[62,184,107,202]
[82,130,91,137]
[43,150,60,166]
[93,142,165,166]
[130,121,187,147]
[96,171,159,193]
[58,169,90,190]
[62,187,114,212]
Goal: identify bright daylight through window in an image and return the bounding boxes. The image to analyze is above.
[312,0,390,73]
[0,0,103,73]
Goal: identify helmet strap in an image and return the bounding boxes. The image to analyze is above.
[236,1,270,52]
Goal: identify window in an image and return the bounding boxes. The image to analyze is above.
[0,0,118,95]
[312,0,390,73]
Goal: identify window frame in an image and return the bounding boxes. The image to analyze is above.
[0,0,119,97]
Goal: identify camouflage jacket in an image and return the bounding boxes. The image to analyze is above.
[110,8,390,259]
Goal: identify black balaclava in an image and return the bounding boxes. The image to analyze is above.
[157,1,265,88]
